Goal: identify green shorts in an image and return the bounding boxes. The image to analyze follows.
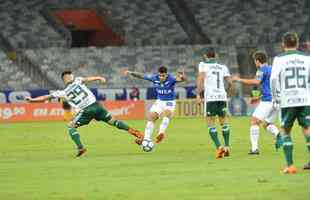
[280,106,310,129]
[72,102,112,127]
[206,101,227,117]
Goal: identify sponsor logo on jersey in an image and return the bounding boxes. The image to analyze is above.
[287,97,306,104]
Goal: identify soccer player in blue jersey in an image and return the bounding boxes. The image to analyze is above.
[232,51,281,155]
[124,66,186,145]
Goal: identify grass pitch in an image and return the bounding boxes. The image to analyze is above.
[0,117,309,200]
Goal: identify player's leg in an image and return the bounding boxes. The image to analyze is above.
[144,112,159,141]
[261,104,281,150]
[280,107,297,174]
[302,126,310,170]
[94,102,144,139]
[249,116,261,155]
[155,109,171,143]
[249,102,266,154]
[206,102,224,158]
[296,106,310,170]
[156,101,175,143]
[218,101,230,156]
[67,109,93,157]
[261,102,280,138]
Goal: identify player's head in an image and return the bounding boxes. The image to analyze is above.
[202,47,216,60]
[158,66,168,82]
[282,32,299,50]
[253,51,267,68]
[61,71,74,84]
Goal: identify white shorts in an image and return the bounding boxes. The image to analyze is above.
[252,101,278,123]
[150,100,176,115]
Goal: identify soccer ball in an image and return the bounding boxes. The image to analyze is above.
[141,139,154,152]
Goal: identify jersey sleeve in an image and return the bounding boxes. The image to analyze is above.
[51,90,66,98]
[170,75,177,84]
[255,68,263,81]
[271,57,281,81]
[223,65,230,77]
[75,77,84,84]
[198,62,205,72]
[143,74,155,82]
[270,57,281,99]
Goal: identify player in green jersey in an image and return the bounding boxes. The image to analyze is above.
[26,71,144,157]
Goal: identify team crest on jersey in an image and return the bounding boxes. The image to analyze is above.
[256,70,262,78]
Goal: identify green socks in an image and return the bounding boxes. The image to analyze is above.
[209,127,221,149]
[282,134,293,166]
[112,120,129,131]
[305,135,310,152]
[68,127,84,149]
[222,124,230,147]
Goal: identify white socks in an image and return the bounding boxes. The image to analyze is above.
[250,125,260,151]
[144,117,170,140]
[266,124,279,138]
[159,117,170,134]
[144,121,154,140]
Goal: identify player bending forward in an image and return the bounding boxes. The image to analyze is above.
[271,32,310,174]
[26,71,144,157]
[124,66,186,146]
[232,51,281,155]
[196,47,233,159]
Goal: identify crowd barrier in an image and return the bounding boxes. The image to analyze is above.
[0,98,254,123]
[0,100,145,123]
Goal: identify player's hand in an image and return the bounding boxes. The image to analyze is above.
[25,97,33,102]
[100,77,106,84]
[196,95,202,104]
[231,75,240,82]
[121,68,130,76]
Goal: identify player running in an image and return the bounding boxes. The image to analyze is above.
[26,71,144,157]
[271,32,310,174]
[232,51,281,155]
[124,66,186,146]
[196,47,233,159]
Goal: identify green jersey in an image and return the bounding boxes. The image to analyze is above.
[51,77,96,109]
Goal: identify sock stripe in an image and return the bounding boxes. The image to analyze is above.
[283,142,293,146]
[307,143,310,146]
[208,127,217,133]
[71,132,79,136]
[222,127,229,132]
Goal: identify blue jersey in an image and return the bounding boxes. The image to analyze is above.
[255,64,272,102]
[144,74,176,101]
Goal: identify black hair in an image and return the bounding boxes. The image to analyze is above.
[203,47,216,58]
[282,32,299,48]
[253,51,267,64]
[158,66,168,74]
[61,71,72,79]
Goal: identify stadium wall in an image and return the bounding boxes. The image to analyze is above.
[0,98,253,123]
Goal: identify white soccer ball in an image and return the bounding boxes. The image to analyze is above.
[142,139,154,152]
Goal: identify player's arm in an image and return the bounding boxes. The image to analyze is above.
[231,75,261,85]
[124,70,145,79]
[176,69,186,83]
[196,72,205,103]
[270,58,280,101]
[26,95,53,103]
[82,76,106,84]
[224,76,234,96]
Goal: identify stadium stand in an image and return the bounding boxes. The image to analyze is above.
[0,0,67,49]
[0,0,308,92]
[24,45,238,88]
[0,51,40,90]
[0,0,189,49]
[186,0,308,45]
